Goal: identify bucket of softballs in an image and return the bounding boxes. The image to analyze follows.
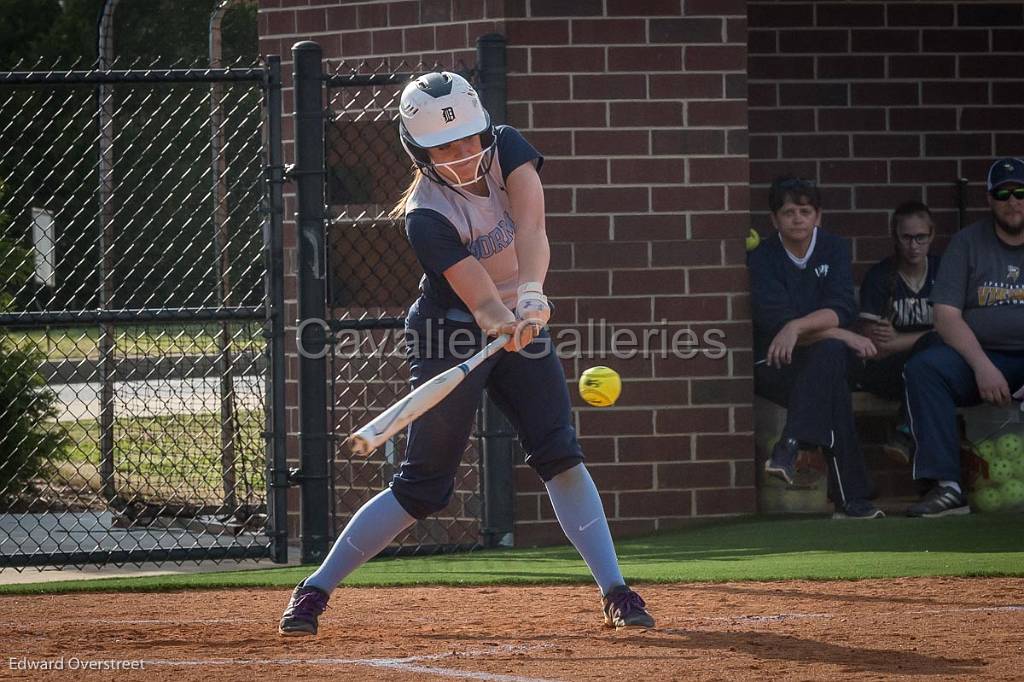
[963,403,1024,513]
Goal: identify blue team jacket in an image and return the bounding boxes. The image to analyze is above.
[746,229,858,361]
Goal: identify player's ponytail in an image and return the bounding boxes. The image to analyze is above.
[389,169,423,221]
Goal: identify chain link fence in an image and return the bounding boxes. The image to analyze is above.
[0,59,285,568]
[323,58,493,553]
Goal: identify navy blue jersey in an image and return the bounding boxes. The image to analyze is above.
[858,255,940,332]
[747,229,858,360]
[404,125,543,315]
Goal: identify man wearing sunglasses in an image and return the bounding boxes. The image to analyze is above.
[904,157,1024,517]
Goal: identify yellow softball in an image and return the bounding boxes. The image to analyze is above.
[578,366,621,407]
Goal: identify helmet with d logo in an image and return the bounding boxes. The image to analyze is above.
[398,71,495,186]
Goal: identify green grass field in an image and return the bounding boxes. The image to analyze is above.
[53,412,265,504]
[3,513,1021,595]
[7,323,265,360]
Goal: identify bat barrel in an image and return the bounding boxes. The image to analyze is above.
[346,335,510,458]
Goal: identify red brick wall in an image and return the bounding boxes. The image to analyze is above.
[503,1,755,545]
[748,0,1024,278]
[259,0,756,547]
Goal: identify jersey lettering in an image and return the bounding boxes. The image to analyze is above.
[891,297,933,328]
[468,212,516,261]
[977,283,1024,306]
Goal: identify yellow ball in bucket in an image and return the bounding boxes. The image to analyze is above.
[579,366,621,407]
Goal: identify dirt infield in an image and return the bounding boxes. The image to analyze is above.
[1,577,1022,680]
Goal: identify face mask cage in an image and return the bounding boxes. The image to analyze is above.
[399,123,496,188]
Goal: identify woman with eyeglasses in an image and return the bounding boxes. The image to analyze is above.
[855,201,943,464]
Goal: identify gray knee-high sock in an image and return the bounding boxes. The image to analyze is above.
[304,488,415,594]
[544,463,625,596]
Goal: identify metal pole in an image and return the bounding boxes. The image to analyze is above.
[97,0,121,504]
[265,55,289,563]
[210,0,239,515]
[292,41,330,564]
[475,33,515,548]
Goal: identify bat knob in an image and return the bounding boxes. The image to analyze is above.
[349,434,373,457]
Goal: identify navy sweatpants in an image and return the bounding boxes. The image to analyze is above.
[904,342,1024,483]
[755,339,874,504]
[856,331,943,402]
[390,303,583,519]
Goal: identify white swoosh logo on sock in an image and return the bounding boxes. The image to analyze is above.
[578,517,600,532]
[346,537,365,556]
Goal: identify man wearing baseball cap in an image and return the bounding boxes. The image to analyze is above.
[903,157,1024,517]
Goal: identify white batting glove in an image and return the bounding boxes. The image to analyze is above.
[515,281,551,330]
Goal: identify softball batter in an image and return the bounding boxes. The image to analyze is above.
[279,72,654,635]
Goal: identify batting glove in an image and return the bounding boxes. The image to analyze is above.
[515,281,551,330]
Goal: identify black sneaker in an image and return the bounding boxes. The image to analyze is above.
[602,585,655,629]
[278,581,329,636]
[833,498,885,519]
[881,428,914,465]
[764,437,799,485]
[907,485,970,518]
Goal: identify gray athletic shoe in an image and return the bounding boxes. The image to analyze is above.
[907,485,970,518]
[278,581,329,636]
[602,585,655,629]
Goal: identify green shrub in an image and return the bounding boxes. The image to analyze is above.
[0,338,62,504]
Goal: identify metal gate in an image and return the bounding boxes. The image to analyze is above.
[0,58,288,568]
[291,36,517,559]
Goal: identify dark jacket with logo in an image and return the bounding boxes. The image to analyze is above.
[747,229,858,360]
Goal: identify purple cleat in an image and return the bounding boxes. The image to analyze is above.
[602,585,655,629]
[278,581,329,636]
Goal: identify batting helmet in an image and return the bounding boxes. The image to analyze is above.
[398,71,495,186]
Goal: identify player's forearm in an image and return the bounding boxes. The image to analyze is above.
[513,224,550,286]
[472,299,517,335]
[934,305,989,370]
[798,325,859,346]
[506,163,549,286]
[791,308,840,341]
[883,330,929,355]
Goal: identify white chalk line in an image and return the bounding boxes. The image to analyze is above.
[141,644,562,682]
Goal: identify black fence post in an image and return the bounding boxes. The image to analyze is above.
[476,33,507,125]
[264,55,290,564]
[292,41,330,564]
[475,33,516,548]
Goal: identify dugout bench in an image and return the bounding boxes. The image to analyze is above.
[754,394,1022,514]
